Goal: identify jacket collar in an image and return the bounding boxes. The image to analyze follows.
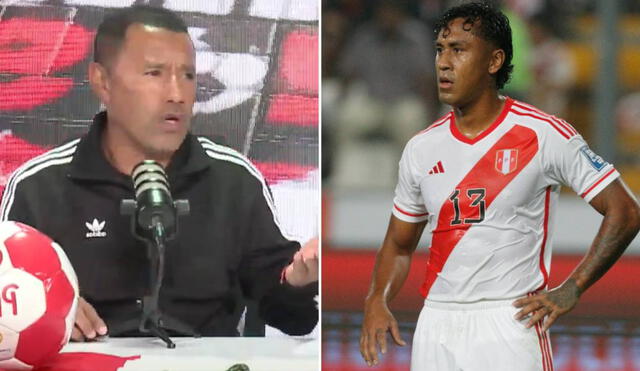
[68,111,211,185]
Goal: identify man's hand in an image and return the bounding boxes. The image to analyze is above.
[70,297,108,341]
[360,298,406,367]
[284,238,318,287]
[513,280,581,332]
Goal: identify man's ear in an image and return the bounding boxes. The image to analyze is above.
[489,48,505,75]
[88,62,110,105]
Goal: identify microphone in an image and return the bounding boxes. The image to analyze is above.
[131,160,175,236]
[118,161,194,348]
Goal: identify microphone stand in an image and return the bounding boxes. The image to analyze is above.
[116,199,199,348]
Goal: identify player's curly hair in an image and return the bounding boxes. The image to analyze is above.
[433,2,513,90]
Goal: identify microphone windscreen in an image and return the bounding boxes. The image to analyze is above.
[131,160,170,199]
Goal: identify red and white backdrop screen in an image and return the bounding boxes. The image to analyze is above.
[0,0,319,242]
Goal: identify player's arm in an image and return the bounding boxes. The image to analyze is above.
[514,179,640,331]
[360,215,426,366]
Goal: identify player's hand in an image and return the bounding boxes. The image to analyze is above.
[70,297,108,341]
[512,281,581,332]
[360,298,406,366]
[284,238,318,287]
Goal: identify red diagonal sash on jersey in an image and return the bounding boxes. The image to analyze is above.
[420,125,539,297]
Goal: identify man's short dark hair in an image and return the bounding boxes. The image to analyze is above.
[433,1,513,90]
[94,5,189,67]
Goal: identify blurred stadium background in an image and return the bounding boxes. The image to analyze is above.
[0,0,318,336]
[322,0,640,370]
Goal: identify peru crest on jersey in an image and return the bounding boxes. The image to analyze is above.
[495,149,518,175]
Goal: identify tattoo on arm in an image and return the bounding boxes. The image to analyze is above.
[571,193,640,294]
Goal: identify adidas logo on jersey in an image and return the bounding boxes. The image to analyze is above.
[428,161,445,175]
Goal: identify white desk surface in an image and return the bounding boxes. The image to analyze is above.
[55,337,319,371]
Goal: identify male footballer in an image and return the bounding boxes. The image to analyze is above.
[360,3,640,370]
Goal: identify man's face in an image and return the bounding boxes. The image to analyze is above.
[435,18,498,107]
[102,23,196,158]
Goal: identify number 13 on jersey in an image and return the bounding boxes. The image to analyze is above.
[448,188,487,225]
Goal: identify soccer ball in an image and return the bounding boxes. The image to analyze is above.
[0,221,79,370]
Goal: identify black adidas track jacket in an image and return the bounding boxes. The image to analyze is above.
[0,112,317,336]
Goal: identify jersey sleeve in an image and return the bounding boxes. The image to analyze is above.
[392,139,429,222]
[542,131,619,203]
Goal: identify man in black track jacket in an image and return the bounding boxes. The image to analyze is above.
[0,5,318,339]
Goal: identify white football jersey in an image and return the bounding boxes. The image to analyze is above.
[393,98,619,302]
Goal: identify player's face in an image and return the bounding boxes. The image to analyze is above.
[435,18,499,107]
[102,24,196,159]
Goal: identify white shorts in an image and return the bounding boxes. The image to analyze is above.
[410,299,554,371]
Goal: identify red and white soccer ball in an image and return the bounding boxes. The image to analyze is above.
[0,221,78,370]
